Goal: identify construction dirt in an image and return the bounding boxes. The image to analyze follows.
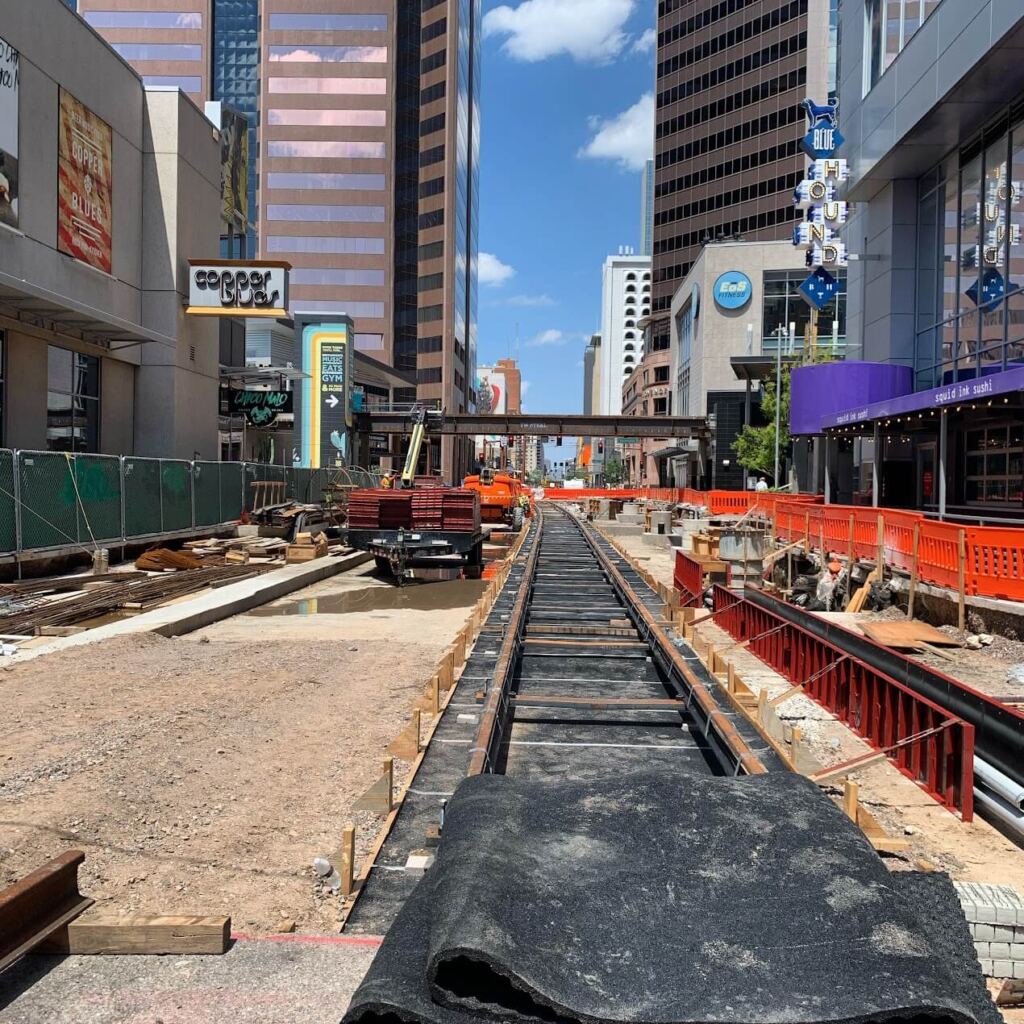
[0,565,483,936]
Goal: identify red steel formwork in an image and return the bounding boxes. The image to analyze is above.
[711,586,975,819]
[673,551,706,607]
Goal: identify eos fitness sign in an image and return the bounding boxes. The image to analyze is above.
[713,271,753,311]
[793,99,847,311]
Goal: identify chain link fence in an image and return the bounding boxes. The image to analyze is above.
[0,450,380,556]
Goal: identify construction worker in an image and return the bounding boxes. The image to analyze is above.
[380,471,397,489]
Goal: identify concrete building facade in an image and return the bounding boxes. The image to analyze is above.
[789,0,1024,513]
[598,250,651,415]
[80,0,482,482]
[0,1,222,459]
[652,0,831,350]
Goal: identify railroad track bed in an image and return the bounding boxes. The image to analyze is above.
[344,504,780,934]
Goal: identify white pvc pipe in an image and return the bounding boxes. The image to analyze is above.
[974,784,1024,845]
[974,756,1024,810]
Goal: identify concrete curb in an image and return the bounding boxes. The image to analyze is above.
[6,551,373,664]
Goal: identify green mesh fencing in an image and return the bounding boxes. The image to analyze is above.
[74,455,122,543]
[123,457,162,537]
[0,451,15,553]
[160,461,193,532]
[220,463,243,521]
[193,462,222,527]
[17,451,80,550]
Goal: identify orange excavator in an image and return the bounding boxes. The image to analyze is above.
[462,467,532,531]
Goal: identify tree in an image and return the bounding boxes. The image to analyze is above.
[525,467,544,486]
[602,456,625,485]
[733,362,791,484]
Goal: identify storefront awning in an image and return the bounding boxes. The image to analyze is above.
[0,272,174,350]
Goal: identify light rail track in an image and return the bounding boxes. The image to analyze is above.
[344,504,779,933]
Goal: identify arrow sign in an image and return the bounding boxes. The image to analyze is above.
[325,394,339,408]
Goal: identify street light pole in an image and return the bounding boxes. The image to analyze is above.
[773,325,784,487]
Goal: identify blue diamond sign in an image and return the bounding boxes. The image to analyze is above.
[801,119,845,160]
[965,268,1019,310]
[798,267,840,310]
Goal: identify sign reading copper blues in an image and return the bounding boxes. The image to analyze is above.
[712,271,752,311]
[228,389,293,428]
[794,98,847,309]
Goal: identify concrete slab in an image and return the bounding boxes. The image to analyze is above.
[0,935,379,1024]
[8,552,372,664]
[601,524,643,538]
[641,532,670,548]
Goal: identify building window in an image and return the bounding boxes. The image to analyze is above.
[653,397,669,415]
[421,81,446,104]
[420,144,445,166]
[47,347,99,453]
[418,272,443,292]
[266,235,385,254]
[266,204,385,222]
[291,268,386,286]
[421,49,446,74]
[419,177,445,199]
[418,366,442,384]
[266,173,385,190]
[624,307,636,317]
[418,304,443,323]
[269,45,387,63]
[654,365,670,383]
[422,17,446,42]
[964,425,1024,505]
[141,75,202,92]
[268,77,386,95]
[419,208,444,230]
[420,112,446,136]
[267,140,386,159]
[111,43,201,61]
[625,273,636,281]
[419,240,444,260]
[292,300,385,318]
[268,109,387,127]
[864,0,941,91]
[762,269,847,353]
[418,335,443,353]
[86,11,204,27]
[267,13,387,30]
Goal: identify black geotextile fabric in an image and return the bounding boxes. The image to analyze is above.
[343,771,996,1024]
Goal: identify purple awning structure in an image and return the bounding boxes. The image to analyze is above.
[789,361,913,435]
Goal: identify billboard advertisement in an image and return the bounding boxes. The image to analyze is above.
[297,318,354,468]
[475,366,507,415]
[219,104,248,231]
[0,34,19,230]
[57,89,113,273]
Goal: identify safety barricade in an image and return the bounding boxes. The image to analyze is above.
[712,585,974,819]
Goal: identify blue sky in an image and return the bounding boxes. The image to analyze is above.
[475,0,656,421]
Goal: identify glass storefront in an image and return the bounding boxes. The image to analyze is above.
[915,111,1024,391]
[762,270,847,353]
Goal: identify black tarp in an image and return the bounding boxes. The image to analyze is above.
[344,771,998,1024]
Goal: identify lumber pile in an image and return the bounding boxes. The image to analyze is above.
[286,531,329,563]
[185,536,289,560]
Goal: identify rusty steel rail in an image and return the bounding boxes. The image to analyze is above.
[712,585,975,819]
[0,850,94,970]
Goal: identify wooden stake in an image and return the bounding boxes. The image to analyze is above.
[876,514,885,580]
[846,514,855,603]
[958,528,967,633]
[757,688,768,724]
[383,757,394,812]
[842,779,859,822]
[430,674,441,716]
[341,825,356,896]
[908,522,921,620]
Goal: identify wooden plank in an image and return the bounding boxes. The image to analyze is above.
[40,913,230,955]
[907,522,921,620]
[958,528,967,633]
[340,826,356,897]
[860,620,960,649]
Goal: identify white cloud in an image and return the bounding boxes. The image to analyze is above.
[483,0,636,63]
[499,293,556,308]
[579,92,654,172]
[527,329,569,347]
[631,28,656,54]
[478,252,516,286]
[521,380,532,397]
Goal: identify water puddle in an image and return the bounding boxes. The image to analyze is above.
[251,579,488,616]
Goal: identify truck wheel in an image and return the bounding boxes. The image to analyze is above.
[512,506,524,530]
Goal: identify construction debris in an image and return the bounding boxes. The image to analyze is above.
[861,620,962,651]
[134,548,203,572]
[286,532,330,563]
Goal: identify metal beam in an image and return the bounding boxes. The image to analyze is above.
[355,411,709,438]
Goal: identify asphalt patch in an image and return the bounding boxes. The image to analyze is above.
[343,771,995,1024]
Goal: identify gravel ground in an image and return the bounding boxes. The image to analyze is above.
[0,615,455,934]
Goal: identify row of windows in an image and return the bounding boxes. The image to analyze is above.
[422,17,447,42]
[268,45,387,63]
[419,176,444,198]
[267,14,387,31]
[267,140,385,159]
[419,208,444,230]
[112,43,201,62]
[654,204,799,260]
[291,268,385,286]
[656,31,807,110]
[421,144,445,166]
[86,10,202,28]
[267,235,385,254]
[657,137,800,199]
[418,305,443,323]
[419,240,444,260]
[268,108,386,127]
[418,367,443,384]
[268,77,386,95]
[657,66,805,135]
[656,0,804,79]
[420,112,446,136]
[423,0,446,10]
[266,172,385,190]
[418,335,443,353]
[658,0,756,48]
[659,0,700,14]
[656,102,803,170]
[655,171,801,227]
[418,272,443,291]
[266,204,385,222]
[143,75,201,92]
[421,81,446,105]
[293,300,385,318]
[422,48,446,74]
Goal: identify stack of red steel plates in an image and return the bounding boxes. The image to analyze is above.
[411,489,444,530]
[347,490,382,529]
[378,492,412,529]
[347,490,413,530]
[441,489,480,532]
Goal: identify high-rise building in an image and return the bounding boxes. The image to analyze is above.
[640,159,654,257]
[598,249,650,415]
[80,0,481,480]
[652,0,830,348]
